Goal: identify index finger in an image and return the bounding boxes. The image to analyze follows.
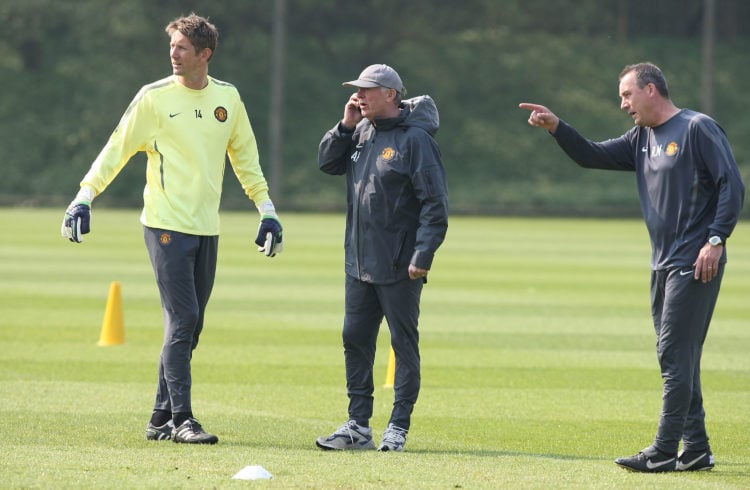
[519,102,545,112]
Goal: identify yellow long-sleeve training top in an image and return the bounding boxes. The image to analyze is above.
[81,75,270,236]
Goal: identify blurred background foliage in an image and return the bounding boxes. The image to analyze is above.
[1,0,748,216]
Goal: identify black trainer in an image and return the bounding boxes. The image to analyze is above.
[615,446,677,472]
[172,418,219,444]
[145,420,174,441]
[677,450,715,471]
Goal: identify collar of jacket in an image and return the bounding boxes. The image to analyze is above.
[372,105,408,130]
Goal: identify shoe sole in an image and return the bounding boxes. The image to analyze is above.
[315,440,340,450]
[315,439,375,450]
[173,437,218,444]
[615,462,675,473]
[172,439,219,444]
[377,444,404,452]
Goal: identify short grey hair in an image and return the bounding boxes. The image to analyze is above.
[381,86,402,105]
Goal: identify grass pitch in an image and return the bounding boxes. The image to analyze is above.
[1,208,748,488]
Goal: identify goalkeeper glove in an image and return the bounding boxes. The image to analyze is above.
[61,186,95,243]
[255,215,283,257]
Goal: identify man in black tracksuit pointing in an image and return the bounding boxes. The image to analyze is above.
[521,62,744,473]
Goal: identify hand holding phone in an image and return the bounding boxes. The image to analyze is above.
[342,94,363,129]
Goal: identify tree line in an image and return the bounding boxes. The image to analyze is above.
[2,0,748,216]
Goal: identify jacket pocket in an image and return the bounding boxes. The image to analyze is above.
[391,230,408,270]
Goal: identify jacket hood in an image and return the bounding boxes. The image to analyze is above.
[366,95,439,136]
[399,95,439,136]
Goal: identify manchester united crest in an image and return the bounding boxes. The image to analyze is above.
[381,147,396,160]
[214,106,228,122]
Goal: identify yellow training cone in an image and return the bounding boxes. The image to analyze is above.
[383,347,395,388]
[98,281,125,346]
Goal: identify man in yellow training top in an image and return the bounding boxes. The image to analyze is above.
[61,13,283,444]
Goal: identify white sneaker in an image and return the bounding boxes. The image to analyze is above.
[378,423,407,452]
[316,420,376,450]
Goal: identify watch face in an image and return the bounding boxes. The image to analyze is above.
[709,236,722,246]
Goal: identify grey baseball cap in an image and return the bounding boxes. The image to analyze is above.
[343,64,406,95]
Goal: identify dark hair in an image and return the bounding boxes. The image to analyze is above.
[619,62,669,98]
[165,13,218,60]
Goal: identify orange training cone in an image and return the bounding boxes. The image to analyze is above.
[383,347,395,388]
[98,281,125,346]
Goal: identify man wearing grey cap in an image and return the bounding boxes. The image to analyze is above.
[315,64,448,452]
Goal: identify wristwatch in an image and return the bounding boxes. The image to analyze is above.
[708,235,724,246]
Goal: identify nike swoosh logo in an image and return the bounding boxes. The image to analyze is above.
[679,270,693,276]
[677,453,706,470]
[169,112,181,118]
[646,457,676,470]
